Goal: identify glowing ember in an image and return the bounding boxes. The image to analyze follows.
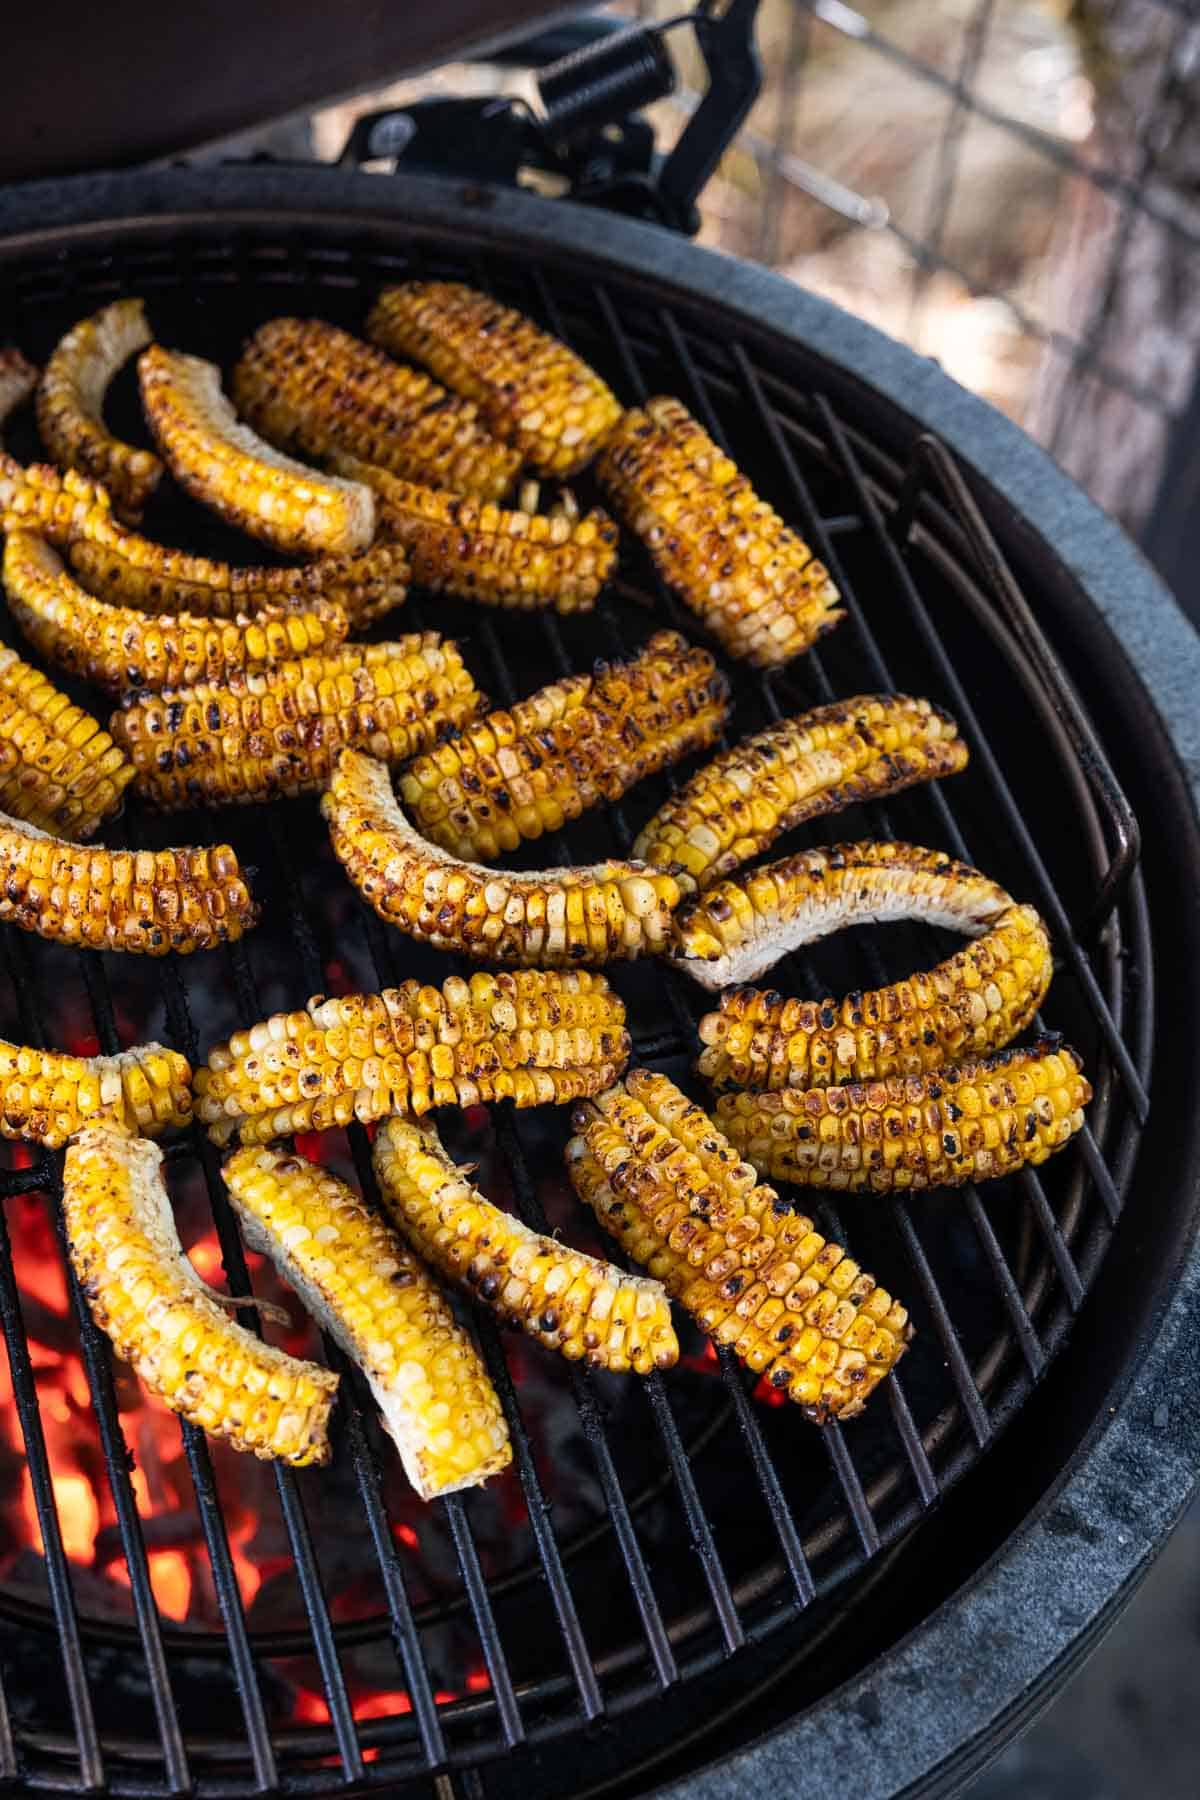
[354,1690,412,1720]
[148,1550,192,1620]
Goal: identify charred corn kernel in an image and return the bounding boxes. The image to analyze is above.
[3,530,349,696]
[225,1145,511,1496]
[331,452,617,613]
[0,1037,192,1148]
[598,398,843,668]
[634,693,969,893]
[0,456,118,545]
[36,301,163,522]
[567,1069,911,1420]
[139,344,375,556]
[373,1114,678,1374]
[109,635,483,812]
[0,348,38,443]
[399,630,728,859]
[64,1125,337,1463]
[232,317,521,501]
[0,812,258,955]
[325,746,682,965]
[714,1038,1092,1193]
[0,644,134,838]
[674,841,1013,991]
[698,903,1053,1092]
[368,281,622,477]
[195,970,629,1146]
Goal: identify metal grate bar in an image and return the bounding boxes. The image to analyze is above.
[961,1193,1045,1380]
[443,1497,526,1748]
[717,1350,816,1607]
[822,1426,880,1557]
[1015,1171,1085,1312]
[641,1376,745,1654]
[894,1210,991,1450]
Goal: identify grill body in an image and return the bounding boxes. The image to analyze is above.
[0,167,1197,1800]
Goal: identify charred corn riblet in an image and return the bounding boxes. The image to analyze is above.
[65,1126,336,1464]
[598,398,843,668]
[0,1038,191,1148]
[634,694,969,893]
[674,842,1013,991]
[368,282,622,477]
[0,349,37,444]
[225,1145,511,1497]
[325,747,681,965]
[566,1070,911,1420]
[3,531,348,696]
[138,345,375,556]
[699,904,1052,1092]
[715,1039,1091,1193]
[332,452,618,613]
[0,811,258,954]
[195,971,629,1147]
[400,630,729,860]
[109,636,482,812]
[37,301,162,523]
[0,645,133,838]
[232,318,521,501]
[0,456,120,544]
[373,1115,678,1374]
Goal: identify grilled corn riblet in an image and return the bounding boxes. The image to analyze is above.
[373,1116,678,1374]
[566,1070,911,1420]
[1,455,120,544]
[195,971,629,1147]
[598,398,843,668]
[400,630,729,860]
[715,1039,1091,1193]
[36,301,162,522]
[325,747,681,965]
[0,349,38,442]
[332,452,618,613]
[225,1145,511,1497]
[3,531,348,696]
[65,1126,336,1464]
[634,693,969,892]
[0,811,258,954]
[367,281,622,476]
[0,1038,192,1148]
[138,345,375,556]
[698,902,1053,1092]
[673,842,1013,990]
[109,635,482,811]
[0,645,134,838]
[232,317,521,501]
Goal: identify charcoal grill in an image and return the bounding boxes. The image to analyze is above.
[0,161,1198,1800]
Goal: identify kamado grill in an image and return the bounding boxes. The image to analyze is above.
[0,7,1199,1798]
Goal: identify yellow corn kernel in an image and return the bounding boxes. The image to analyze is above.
[0,643,134,838]
[64,1125,337,1463]
[36,300,163,522]
[0,1036,192,1148]
[232,317,521,500]
[108,635,483,811]
[367,281,622,476]
[1,455,120,545]
[566,1069,911,1420]
[399,630,728,860]
[714,1038,1092,1192]
[634,693,970,892]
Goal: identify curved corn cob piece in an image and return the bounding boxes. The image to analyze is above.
[0,348,38,444]
[138,344,375,556]
[0,811,258,955]
[195,971,629,1147]
[232,317,521,501]
[566,1069,911,1420]
[225,1144,511,1497]
[3,531,348,697]
[64,1125,336,1463]
[367,282,622,477]
[1,456,118,544]
[715,1038,1092,1193]
[36,300,162,523]
[332,452,618,614]
[0,1037,192,1148]
[673,841,1013,991]
[634,693,969,893]
[0,644,134,838]
[325,746,681,965]
[109,635,483,812]
[697,903,1053,1093]
[399,630,729,860]
[373,1115,678,1374]
[598,398,843,668]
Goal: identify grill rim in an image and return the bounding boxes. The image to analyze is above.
[0,165,1198,1799]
